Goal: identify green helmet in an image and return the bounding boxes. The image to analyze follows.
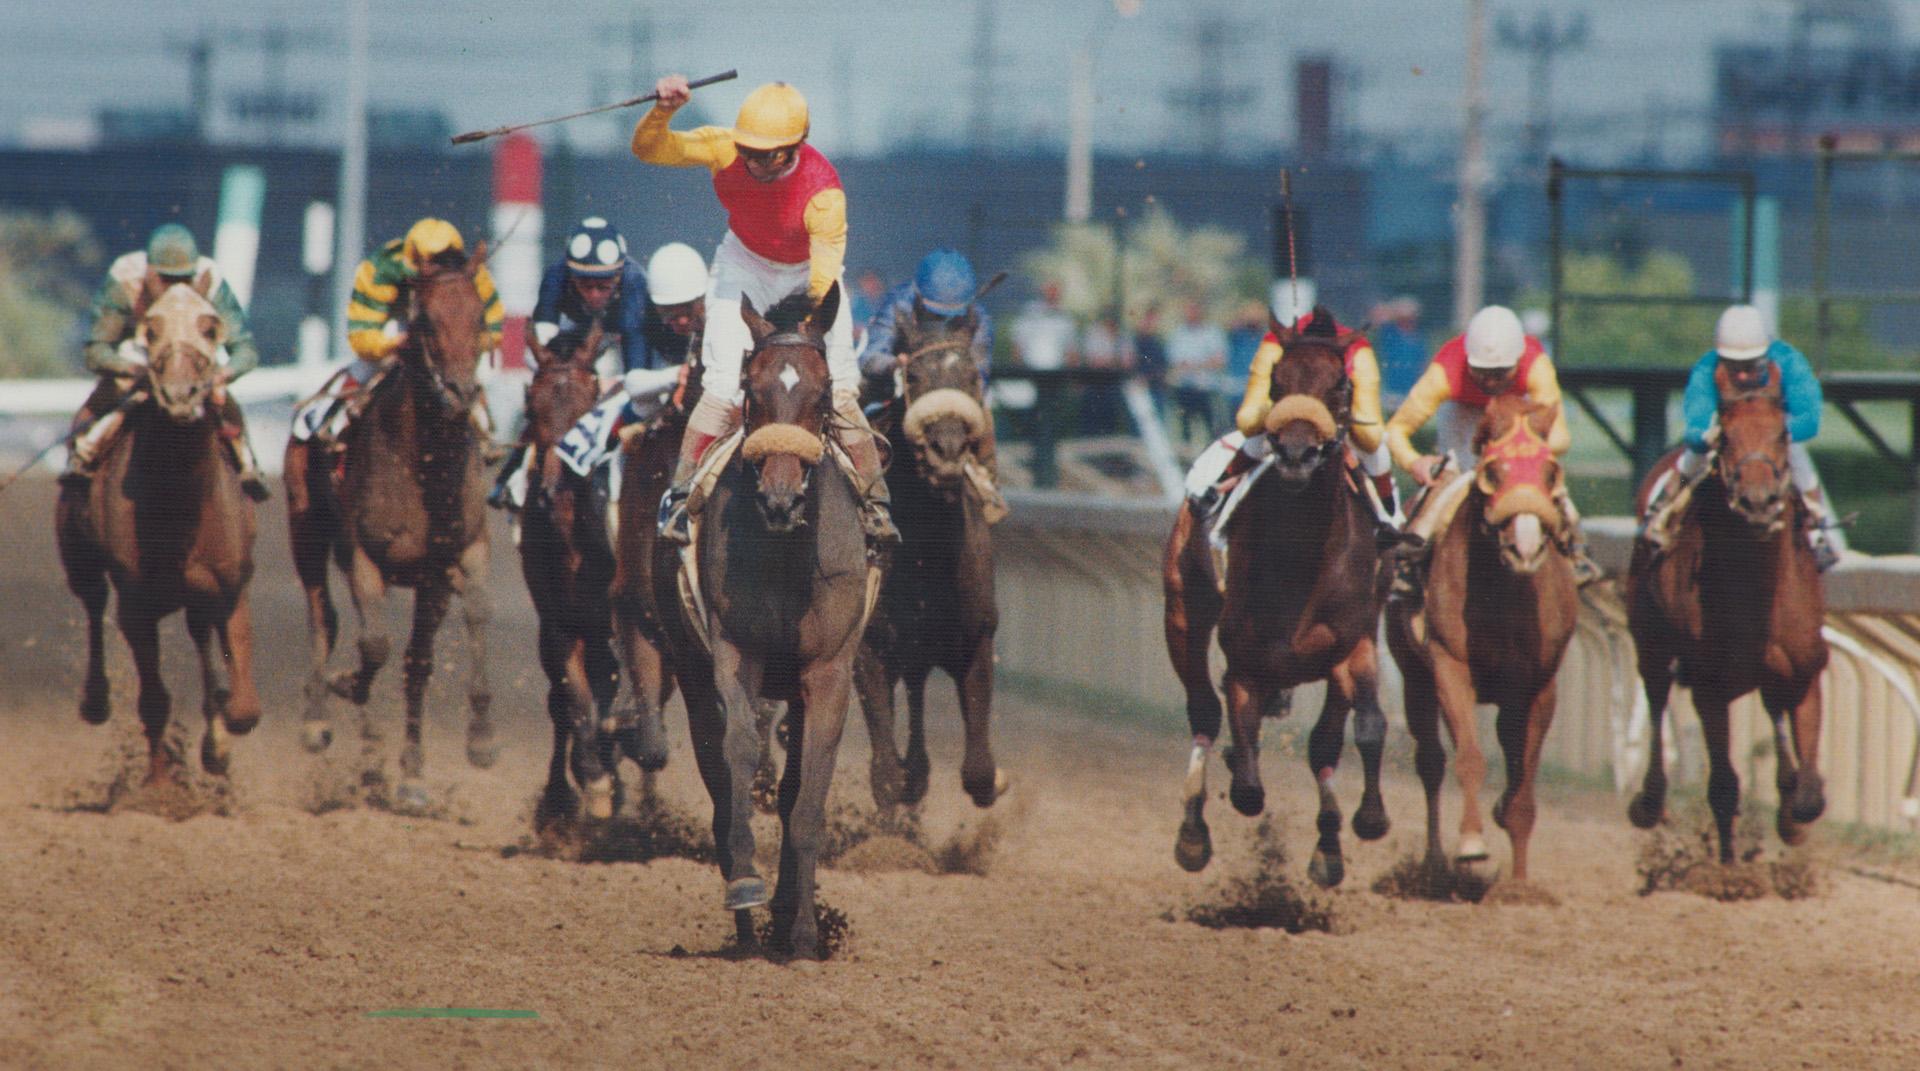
[146,223,199,276]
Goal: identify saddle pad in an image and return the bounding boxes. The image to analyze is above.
[557,393,629,477]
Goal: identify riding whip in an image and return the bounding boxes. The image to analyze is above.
[451,69,739,145]
[1280,169,1301,324]
[0,389,145,498]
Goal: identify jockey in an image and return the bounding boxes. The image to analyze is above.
[62,222,270,501]
[492,239,710,509]
[857,247,1007,517]
[632,73,897,546]
[287,217,504,459]
[1181,305,1399,530]
[1640,304,1844,570]
[1385,304,1601,588]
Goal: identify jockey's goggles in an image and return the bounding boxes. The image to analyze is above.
[739,144,798,167]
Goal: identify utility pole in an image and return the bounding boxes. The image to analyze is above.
[1455,0,1489,330]
[1496,9,1589,167]
[166,30,215,142]
[1165,13,1254,157]
[968,0,1000,153]
[332,0,370,362]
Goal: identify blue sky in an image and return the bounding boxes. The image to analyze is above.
[0,1,1890,161]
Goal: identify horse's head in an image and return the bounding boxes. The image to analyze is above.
[523,319,604,451]
[1260,308,1353,490]
[406,243,490,419]
[1473,396,1564,574]
[739,283,838,532]
[896,303,988,489]
[1712,359,1792,534]
[140,283,224,423]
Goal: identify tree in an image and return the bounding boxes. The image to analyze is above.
[1021,207,1265,328]
[0,210,102,377]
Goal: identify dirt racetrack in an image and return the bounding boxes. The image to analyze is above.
[4,475,1920,1069]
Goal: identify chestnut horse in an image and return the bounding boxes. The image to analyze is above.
[690,284,874,959]
[854,307,1005,810]
[517,324,664,831]
[1385,397,1577,884]
[57,283,263,782]
[1162,313,1389,886]
[1626,361,1828,860]
[289,255,497,814]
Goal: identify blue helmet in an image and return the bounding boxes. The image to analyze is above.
[913,248,976,316]
[565,216,628,278]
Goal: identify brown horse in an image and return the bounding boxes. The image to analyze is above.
[57,283,263,782]
[289,254,497,814]
[517,324,657,831]
[1162,313,1388,886]
[1626,361,1828,860]
[690,283,874,959]
[1385,396,1577,884]
[854,307,1005,810]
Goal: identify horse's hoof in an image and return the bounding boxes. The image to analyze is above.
[301,721,334,754]
[1308,848,1345,889]
[79,681,110,726]
[392,781,433,816]
[1626,791,1665,830]
[581,776,615,821]
[1174,819,1213,873]
[902,758,931,806]
[619,720,669,773]
[224,709,261,736]
[1229,781,1265,817]
[964,767,1008,809]
[725,876,770,911]
[466,726,499,770]
[1352,796,1390,841]
[200,727,231,777]
[1789,773,1827,825]
[1776,808,1809,846]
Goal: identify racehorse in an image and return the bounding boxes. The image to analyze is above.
[517,322,653,831]
[854,306,1005,810]
[1626,360,1828,860]
[1161,312,1389,886]
[1385,396,1577,884]
[288,251,497,814]
[690,283,875,958]
[57,283,263,782]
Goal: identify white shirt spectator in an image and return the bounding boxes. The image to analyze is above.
[1012,298,1077,371]
[1166,321,1229,388]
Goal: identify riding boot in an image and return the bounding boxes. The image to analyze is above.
[1637,473,1686,554]
[658,430,713,546]
[1384,533,1430,606]
[1554,486,1603,586]
[488,444,529,511]
[844,432,901,546]
[217,395,271,502]
[1802,487,1846,572]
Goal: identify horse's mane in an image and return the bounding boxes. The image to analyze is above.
[763,289,819,333]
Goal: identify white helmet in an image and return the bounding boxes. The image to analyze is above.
[1715,304,1771,361]
[645,242,708,305]
[1465,305,1526,369]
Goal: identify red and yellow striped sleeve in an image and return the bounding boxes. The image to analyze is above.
[802,188,847,300]
[631,105,737,173]
[1524,353,1571,455]
[1347,345,1384,454]
[1234,338,1282,436]
[1386,363,1454,472]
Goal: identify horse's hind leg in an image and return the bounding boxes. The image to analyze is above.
[852,643,905,809]
[955,632,1006,808]
[1341,638,1390,842]
[119,603,175,785]
[288,453,339,752]
[1395,630,1448,869]
[901,670,932,805]
[1164,510,1223,871]
[1494,684,1557,883]
[1766,677,1827,844]
[455,540,497,769]
[186,605,233,776]
[394,582,453,815]
[1628,651,1675,829]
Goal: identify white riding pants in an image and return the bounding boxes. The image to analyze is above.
[700,231,858,404]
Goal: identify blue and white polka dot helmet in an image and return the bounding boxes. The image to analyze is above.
[565,217,628,278]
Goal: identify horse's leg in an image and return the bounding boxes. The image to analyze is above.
[1766,676,1828,843]
[1165,512,1223,871]
[289,451,339,752]
[1627,649,1675,829]
[1694,689,1741,865]
[562,634,614,819]
[534,700,578,836]
[1222,671,1269,817]
[610,613,670,785]
[901,669,932,805]
[335,546,390,707]
[66,545,111,726]
[1398,641,1448,868]
[185,605,233,777]
[394,582,452,816]
[1431,649,1493,879]
[454,540,497,769]
[1305,676,1353,889]
[676,655,755,944]
[119,602,175,785]
[1494,683,1557,883]
[773,652,855,961]
[852,643,905,810]
[955,632,1005,808]
[1341,638,1391,841]
[711,639,770,911]
[534,618,602,825]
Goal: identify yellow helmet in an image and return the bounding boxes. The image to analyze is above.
[402,218,465,270]
[733,82,809,151]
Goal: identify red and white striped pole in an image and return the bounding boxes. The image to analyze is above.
[490,131,543,371]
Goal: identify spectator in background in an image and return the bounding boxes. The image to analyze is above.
[1132,307,1168,417]
[1078,312,1133,436]
[1011,281,1076,371]
[1370,295,1426,411]
[1166,300,1228,445]
[1225,299,1267,391]
[850,268,887,347]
